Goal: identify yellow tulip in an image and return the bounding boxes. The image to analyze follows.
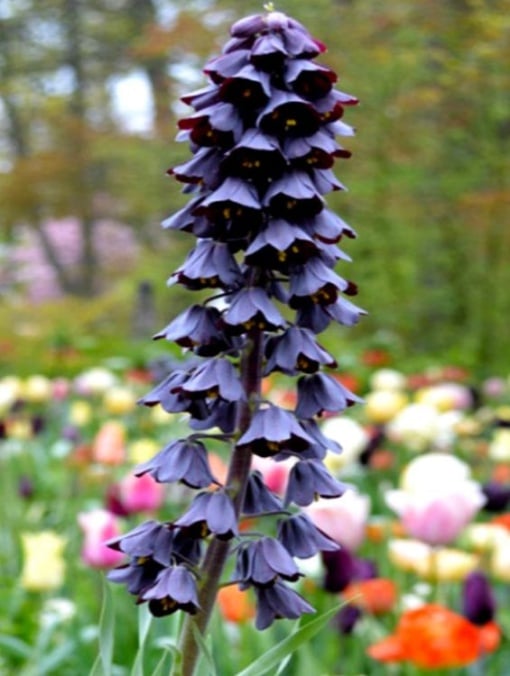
[103,387,137,415]
[128,438,160,465]
[388,538,479,581]
[69,400,92,426]
[21,531,66,592]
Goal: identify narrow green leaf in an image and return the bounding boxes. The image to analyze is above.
[235,604,343,676]
[89,581,115,676]
[191,623,217,676]
[130,605,153,676]
[152,638,182,676]
[36,641,76,674]
[0,635,32,659]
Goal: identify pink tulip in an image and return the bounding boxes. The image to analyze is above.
[116,473,165,514]
[251,456,296,496]
[78,509,125,568]
[305,489,370,551]
[386,485,486,546]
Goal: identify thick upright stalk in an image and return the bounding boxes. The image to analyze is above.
[174,327,264,676]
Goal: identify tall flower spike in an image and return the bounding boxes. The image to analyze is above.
[108,8,361,673]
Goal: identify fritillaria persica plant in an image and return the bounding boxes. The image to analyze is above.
[107,5,364,674]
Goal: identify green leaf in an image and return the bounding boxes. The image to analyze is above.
[0,635,32,659]
[152,637,182,676]
[89,581,115,676]
[235,604,343,676]
[130,605,153,676]
[191,623,217,676]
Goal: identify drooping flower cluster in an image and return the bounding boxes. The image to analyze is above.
[107,7,364,634]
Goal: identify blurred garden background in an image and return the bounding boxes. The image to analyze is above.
[2,0,510,674]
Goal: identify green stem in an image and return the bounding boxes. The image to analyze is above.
[172,327,264,676]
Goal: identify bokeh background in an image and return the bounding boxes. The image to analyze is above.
[1,0,509,378]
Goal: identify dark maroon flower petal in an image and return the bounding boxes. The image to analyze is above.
[462,571,496,626]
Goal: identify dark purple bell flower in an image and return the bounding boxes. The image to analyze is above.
[170,147,223,189]
[295,372,362,418]
[322,548,355,593]
[135,438,217,489]
[107,557,163,596]
[245,220,316,269]
[242,471,283,516]
[235,537,301,587]
[204,49,251,82]
[168,240,243,291]
[139,369,209,420]
[220,64,271,108]
[179,101,244,141]
[181,84,220,111]
[175,490,238,539]
[296,418,342,459]
[162,195,208,234]
[181,358,245,402]
[481,482,510,512]
[223,287,285,334]
[303,208,356,244]
[264,171,323,220]
[312,168,345,195]
[264,326,336,376]
[189,398,239,434]
[335,604,362,635]
[462,571,496,626]
[237,404,313,457]
[286,59,336,99]
[223,128,285,182]
[141,564,200,617]
[297,295,365,334]
[198,176,261,215]
[250,32,287,71]
[284,459,346,507]
[154,305,229,356]
[254,580,315,630]
[257,90,320,137]
[106,520,173,566]
[289,258,353,309]
[277,513,338,559]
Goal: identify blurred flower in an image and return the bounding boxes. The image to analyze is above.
[127,438,160,465]
[305,489,370,551]
[386,486,485,546]
[78,509,125,568]
[103,387,137,415]
[488,429,510,462]
[21,531,67,591]
[217,585,255,623]
[342,578,397,615]
[74,367,118,396]
[22,375,53,404]
[364,390,408,424]
[40,598,76,628]
[481,481,510,512]
[69,400,92,426]
[322,417,369,472]
[370,368,406,391]
[386,453,485,546]
[386,403,441,451]
[462,571,496,626]
[415,383,473,412]
[251,454,295,495]
[482,377,507,399]
[0,376,22,414]
[367,604,500,668]
[463,523,508,553]
[490,531,510,582]
[116,473,165,514]
[388,539,479,581]
[92,421,126,465]
[399,452,471,493]
[52,377,71,401]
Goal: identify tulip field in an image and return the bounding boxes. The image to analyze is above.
[2,362,510,674]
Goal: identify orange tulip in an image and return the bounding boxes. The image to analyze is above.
[491,513,510,532]
[342,578,397,615]
[367,604,500,669]
[92,421,126,465]
[217,585,254,623]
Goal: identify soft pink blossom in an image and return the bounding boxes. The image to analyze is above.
[304,489,370,551]
[386,486,486,546]
[251,456,296,496]
[78,509,124,568]
[117,473,165,514]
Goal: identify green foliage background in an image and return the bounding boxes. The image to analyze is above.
[1,0,509,375]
